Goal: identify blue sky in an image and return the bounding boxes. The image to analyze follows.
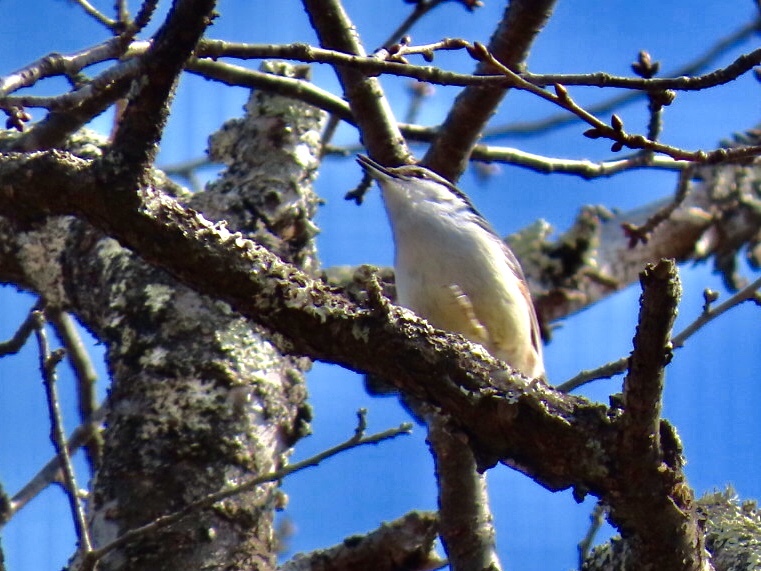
[1,2,760,570]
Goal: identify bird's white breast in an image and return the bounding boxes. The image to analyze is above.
[381,184,536,371]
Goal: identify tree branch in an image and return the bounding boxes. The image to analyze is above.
[559,274,761,392]
[423,0,557,180]
[2,406,107,526]
[105,0,217,187]
[46,307,103,468]
[603,260,707,570]
[32,310,93,554]
[427,415,502,571]
[82,416,412,570]
[621,260,679,460]
[301,0,409,166]
[0,133,728,571]
[0,301,40,356]
[280,511,443,571]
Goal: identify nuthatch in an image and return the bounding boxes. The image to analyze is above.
[357,154,544,378]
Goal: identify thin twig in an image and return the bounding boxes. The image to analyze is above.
[2,19,758,110]
[473,145,690,178]
[46,308,102,469]
[319,114,342,157]
[621,165,696,247]
[672,275,761,348]
[0,301,42,356]
[3,406,107,527]
[558,275,761,392]
[70,0,117,30]
[80,411,412,570]
[32,311,92,554]
[379,0,447,50]
[193,38,761,94]
[471,43,761,164]
[0,37,130,98]
[3,34,761,162]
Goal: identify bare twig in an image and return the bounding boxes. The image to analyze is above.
[115,0,130,26]
[46,308,102,469]
[0,302,42,356]
[621,165,696,247]
[472,145,690,178]
[12,57,142,150]
[4,33,761,160]
[2,21,759,113]
[46,309,99,423]
[672,275,761,348]
[185,58,353,122]
[404,81,435,124]
[470,43,761,164]
[0,38,128,99]
[32,311,92,554]
[3,405,107,526]
[69,0,118,30]
[163,37,761,93]
[379,0,447,50]
[80,412,411,570]
[160,155,211,190]
[319,114,342,156]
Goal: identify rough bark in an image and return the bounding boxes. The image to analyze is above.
[0,64,323,570]
[512,153,761,327]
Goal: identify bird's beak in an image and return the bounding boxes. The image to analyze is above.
[356,154,395,182]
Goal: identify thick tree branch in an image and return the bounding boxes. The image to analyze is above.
[609,261,702,569]
[423,0,557,180]
[0,142,729,571]
[427,415,501,571]
[0,148,596,480]
[0,149,676,503]
[280,511,443,571]
[301,0,409,166]
[621,260,680,453]
[511,153,761,327]
[106,0,216,186]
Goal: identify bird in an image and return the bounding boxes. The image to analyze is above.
[357,154,544,379]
